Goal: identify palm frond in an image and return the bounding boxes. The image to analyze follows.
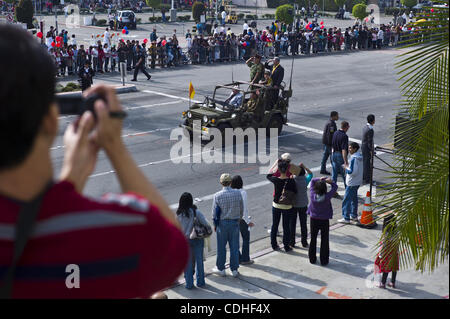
[373,1,449,272]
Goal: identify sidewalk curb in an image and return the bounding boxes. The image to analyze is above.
[55,84,137,97]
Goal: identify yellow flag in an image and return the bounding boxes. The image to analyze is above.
[189,82,195,99]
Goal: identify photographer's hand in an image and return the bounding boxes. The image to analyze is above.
[60,111,99,193]
[84,85,181,230]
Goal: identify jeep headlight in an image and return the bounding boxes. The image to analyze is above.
[203,115,208,123]
[187,111,192,119]
[231,113,237,119]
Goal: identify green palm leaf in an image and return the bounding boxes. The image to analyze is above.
[373,0,449,273]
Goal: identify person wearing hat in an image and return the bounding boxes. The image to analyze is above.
[224,85,243,110]
[259,69,273,86]
[78,60,95,91]
[246,54,264,85]
[212,174,244,277]
[269,153,301,178]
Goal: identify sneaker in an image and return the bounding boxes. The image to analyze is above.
[284,246,293,252]
[301,241,309,248]
[272,246,281,251]
[232,270,239,278]
[147,76,152,80]
[130,79,137,81]
[211,267,226,276]
[338,218,350,224]
[320,170,331,175]
[240,260,254,265]
[350,217,359,224]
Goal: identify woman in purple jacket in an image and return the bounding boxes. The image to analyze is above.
[307,177,338,265]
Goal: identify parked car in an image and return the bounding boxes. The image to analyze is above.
[116,10,136,30]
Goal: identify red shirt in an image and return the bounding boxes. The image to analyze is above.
[0,181,189,299]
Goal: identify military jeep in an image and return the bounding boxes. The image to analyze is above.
[180,81,292,141]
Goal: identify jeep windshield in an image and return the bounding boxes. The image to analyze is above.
[206,83,255,111]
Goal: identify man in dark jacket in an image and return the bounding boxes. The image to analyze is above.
[264,57,284,105]
[320,111,339,175]
[361,114,375,184]
[131,45,151,81]
[78,61,95,91]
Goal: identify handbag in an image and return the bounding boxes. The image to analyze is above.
[278,179,296,206]
[189,210,213,240]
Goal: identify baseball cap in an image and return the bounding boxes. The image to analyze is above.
[220,173,232,183]
[281,153,292,162]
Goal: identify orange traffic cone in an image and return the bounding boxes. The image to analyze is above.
[358,191,377,229]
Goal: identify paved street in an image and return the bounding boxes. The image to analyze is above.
[53,46,404,258]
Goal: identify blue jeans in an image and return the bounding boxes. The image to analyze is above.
[332,152,346,188]
[184,238,205,289]
[239,219,250,262]
[216,219,240,272]
[342,185,359,220]
[321,144,332,172]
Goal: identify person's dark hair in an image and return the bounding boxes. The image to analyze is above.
[231,175,243,189]
[278,159,289,174]
[176,192,197,217]
[330,111,338,118]
[341,121,349,129]
[350,142,360,152]
[367,114,375,124]
[314,180,327,196]
[0,25,56,170]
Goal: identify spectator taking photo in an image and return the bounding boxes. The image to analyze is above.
[0,25,188,299]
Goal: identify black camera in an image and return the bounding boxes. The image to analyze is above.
[56,94,103,117]
[56,94,127,119]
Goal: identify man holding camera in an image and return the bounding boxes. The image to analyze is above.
[0,25,188,298]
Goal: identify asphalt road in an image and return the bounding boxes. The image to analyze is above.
[52,47,405,257]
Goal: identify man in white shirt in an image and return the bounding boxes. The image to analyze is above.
[224,86,243,110]
[230,175,254,265]
[377,28,384,49]
[243,20,249,33]
[69,34,76,46]
[103,28,111,46]
[221,10,227,25]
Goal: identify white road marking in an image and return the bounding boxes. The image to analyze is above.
[124,100,182,110]
[143,89,202,103]
[51,127,174,151]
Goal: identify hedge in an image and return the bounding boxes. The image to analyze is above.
[95,19,107,26]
